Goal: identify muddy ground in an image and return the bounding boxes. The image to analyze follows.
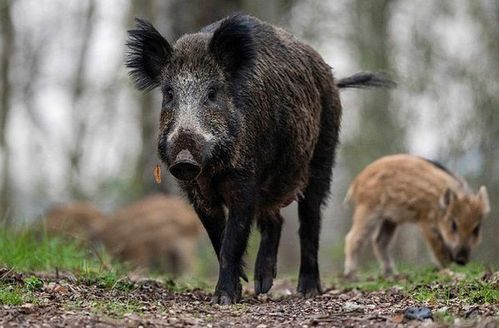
[0,270,497,328]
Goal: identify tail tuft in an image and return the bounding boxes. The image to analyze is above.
[337,72,396,90]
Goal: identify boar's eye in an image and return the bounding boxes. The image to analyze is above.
[473,223,480,236]
[207,87,218,102]
[163,86,174,106]
[451,220,458,233]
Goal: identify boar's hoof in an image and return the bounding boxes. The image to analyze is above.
[254,263,276,294]
[212,294,233,305]
[211,282,242,305]
[169,149,201,181]
[297,277,322,298]
[254,276,273,295]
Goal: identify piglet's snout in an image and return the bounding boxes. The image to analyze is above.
[169,149,201,181]
[453,247,469,266]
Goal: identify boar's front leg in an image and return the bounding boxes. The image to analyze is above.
[212,180,256,305]
[191,205,225,261]
[254,211,283,294]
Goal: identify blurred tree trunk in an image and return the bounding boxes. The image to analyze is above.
[341,0,424,265]
[168,0,244,38]
[127,1,165,196]
[465,1,499,263]
[342,0,403,172]
[0,0,13,224]
[68,0,96,198]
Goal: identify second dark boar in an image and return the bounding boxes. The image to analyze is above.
[126,14,394,304]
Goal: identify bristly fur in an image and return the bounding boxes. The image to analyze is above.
[209,14,256,75]
[126,18,172,91]
[336,72,396,89]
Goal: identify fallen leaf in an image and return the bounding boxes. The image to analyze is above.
[153,164,162,184]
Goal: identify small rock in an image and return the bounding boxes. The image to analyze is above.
[343,301,363,312]
[404,307,432,321]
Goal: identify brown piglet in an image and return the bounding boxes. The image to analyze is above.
[343,154,490,278]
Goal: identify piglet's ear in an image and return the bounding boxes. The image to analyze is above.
[209,15,255,76]
[477,186,490,215]
[439,188,456,210]
[126,18,172,91]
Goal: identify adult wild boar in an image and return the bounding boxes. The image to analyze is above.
[126,14,394,304]
[343,154,490,278]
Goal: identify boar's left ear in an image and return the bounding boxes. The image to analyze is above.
[126,18,172,91]
[209,15,255,76]
[439,188,456,210]
[477,186,490,215]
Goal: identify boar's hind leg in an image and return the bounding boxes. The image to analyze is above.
[254,211,283,294]
[372,219,398,276]
[297,158,335,296]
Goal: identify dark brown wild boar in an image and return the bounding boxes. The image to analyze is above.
[42,201,105,244]
[98,194,202,276]
[344,154,490,278]
[126,14,394,303]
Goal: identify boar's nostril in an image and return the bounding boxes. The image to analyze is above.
[169,149,201,181]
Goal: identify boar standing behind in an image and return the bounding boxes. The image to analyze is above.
[126,14,394,304]
[343,154,490,278]
[98,194,202,276]
[42,201,105,245]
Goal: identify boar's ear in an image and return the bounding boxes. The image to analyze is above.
[477,186,490,215]
[209,15,255,76]
[126,18,172,91]
[439,188,456,210]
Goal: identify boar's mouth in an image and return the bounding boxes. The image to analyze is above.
[169,149,201,181]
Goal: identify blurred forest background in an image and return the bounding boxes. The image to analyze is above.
[0,0,497,277]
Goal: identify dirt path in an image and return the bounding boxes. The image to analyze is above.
[0,271,497,327]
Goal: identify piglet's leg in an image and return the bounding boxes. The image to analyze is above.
[212,180,256,305]
[372,219,398,276]
[419,222,452,269]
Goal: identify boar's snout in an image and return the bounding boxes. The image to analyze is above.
[453,247,470,266]
[160,128,211,181]
[169,149,201,181]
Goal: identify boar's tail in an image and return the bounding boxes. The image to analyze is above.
[336,72,396,90]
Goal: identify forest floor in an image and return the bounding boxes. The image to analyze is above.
[0,229,498,327]
[1,267,498,328]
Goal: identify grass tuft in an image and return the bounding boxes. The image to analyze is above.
[0,227,108,272]
[337,263,498,305]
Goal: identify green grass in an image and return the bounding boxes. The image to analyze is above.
[0,227,110,273]
[0,282,40,306]
[337,263,499,305]
[63,298,145,317]
[89,299,143,317]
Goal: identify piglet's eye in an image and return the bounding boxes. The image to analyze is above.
[451,221,458,233]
